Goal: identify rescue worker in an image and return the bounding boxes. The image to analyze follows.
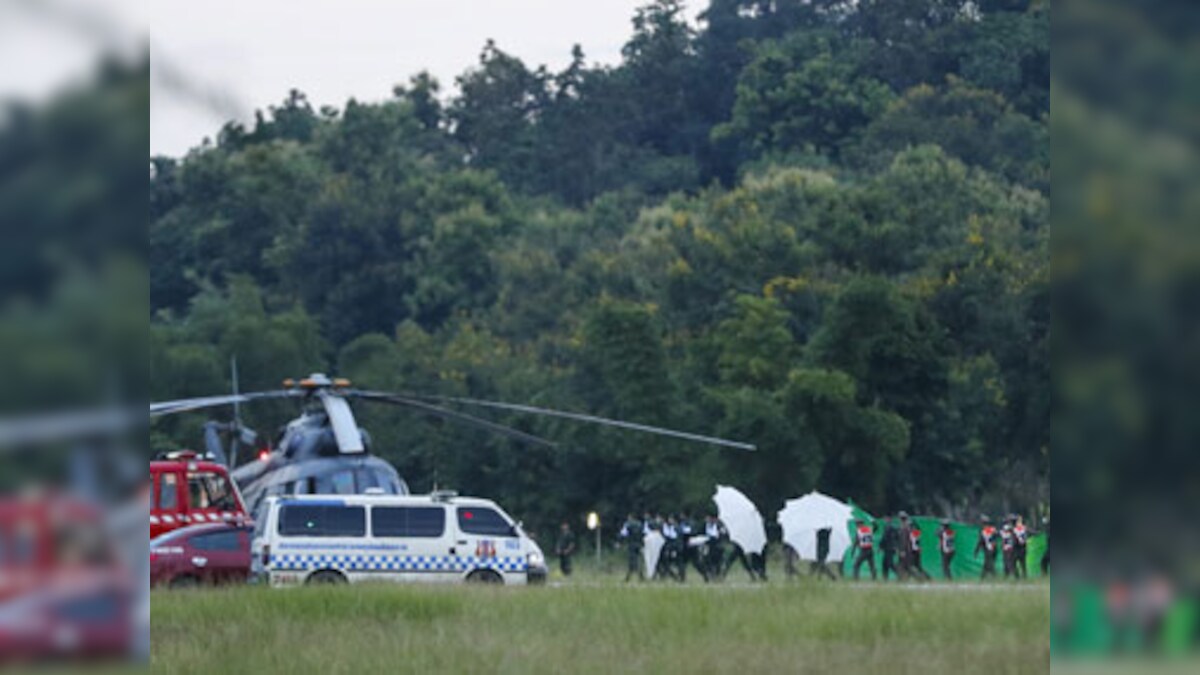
[810,527,837,580]
[896,512,913,579]
[1000,515,1016,579]
[975,515,999,579]
[1012,515,1029,579]
[907,518,931,581]
[937,518,956,580]
[555,521,577,577]
[880,516,901,581]
[852,519,877,580]
[704,514,726,580]
[660,515,682,581]
[618,512,643,582]
[678,513,706,581]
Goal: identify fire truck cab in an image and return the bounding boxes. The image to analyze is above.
[150,451,249,539]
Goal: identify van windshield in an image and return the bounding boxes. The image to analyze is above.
[456,507,514,537]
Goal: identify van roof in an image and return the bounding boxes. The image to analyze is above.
[267,493,498,509]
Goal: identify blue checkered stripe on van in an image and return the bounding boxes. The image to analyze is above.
[270,553,527,573]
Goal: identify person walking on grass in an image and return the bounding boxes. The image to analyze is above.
[1013,515,1029,579]
[880,516,901,581]
[852,519,877,580]
[810,527,837,581]
[937,519,956,580]
[555,521,577,577]
[618,512,643,582]
[906,519,931,581]
[976,515,999,580]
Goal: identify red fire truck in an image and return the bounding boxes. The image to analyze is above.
[149,451,249,539]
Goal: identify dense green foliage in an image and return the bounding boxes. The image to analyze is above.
[150,1,1048,527]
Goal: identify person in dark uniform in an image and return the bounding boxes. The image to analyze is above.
[1000,515,1016,579]
[937,518,956,580]
[677,513,706,582]
[880,516,901,581]
[660,515,682,582]
[975,515,999,580]
[906,519,931,581]
[810,527,837,580]
[896,512,913,580]
[555,521,577,577]
[852,519,877,580]
[704,514,726,580]
[618,512,643,582]
[1012,515,1029,579]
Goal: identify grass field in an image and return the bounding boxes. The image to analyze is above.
[152,573,1048,674]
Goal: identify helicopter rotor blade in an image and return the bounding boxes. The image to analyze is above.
[349,391,558,449]
[369,393,756,451]
[149,391,299,418]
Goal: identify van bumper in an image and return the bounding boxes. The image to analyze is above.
[527,564,548,585]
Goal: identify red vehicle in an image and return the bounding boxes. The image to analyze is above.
[150,451,249,539]
[150,523,253,588]
[0,493,133,662]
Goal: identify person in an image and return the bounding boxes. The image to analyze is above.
[704,514,726,580]
[784,543,800,579]
[810,527,837,580]
[555,521,577,577]
[618,512,643,582]
[677,513,706,581]
[907,518,931,581]
[975,516,999,580]
[1040,516,1050,576]
[937,519,956,580]
[1013,515,1029,579]
[880,516,901,581]
[852,519,877,580]
[896,512,913,580]
[1000,516,1016,579]
[660,515,682,581]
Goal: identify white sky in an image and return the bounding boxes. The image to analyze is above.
[147,1,703,157]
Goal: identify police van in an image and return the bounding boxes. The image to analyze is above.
[252,491,547,586]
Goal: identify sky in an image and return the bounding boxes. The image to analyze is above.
[146,1,704,158]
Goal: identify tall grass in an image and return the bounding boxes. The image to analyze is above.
[152,579,1048,674]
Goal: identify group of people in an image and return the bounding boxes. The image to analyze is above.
[850,512,1043,581]
[615,512,767,583]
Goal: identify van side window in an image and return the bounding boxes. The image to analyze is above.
[371,507,445,538]
[158,473,178,511]
[278,505,366,537]
[457,507,514,537]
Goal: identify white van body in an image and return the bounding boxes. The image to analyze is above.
[252,493,547,587]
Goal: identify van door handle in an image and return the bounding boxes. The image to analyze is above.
[457,540,468,545]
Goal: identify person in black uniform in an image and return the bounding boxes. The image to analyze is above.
[810,527,837,580]
[880,516,901,581]
[555,521,577,577]
[704,514,726,580]
[975,515,999,580]
[618,512,643,582]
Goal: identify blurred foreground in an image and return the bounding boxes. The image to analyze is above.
[1053,0,1200,663]
[0,0,147,665]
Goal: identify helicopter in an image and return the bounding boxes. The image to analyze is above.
[150,373,756,520]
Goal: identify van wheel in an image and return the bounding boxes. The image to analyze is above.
[169,575,200,590]
[307,570,347,586]
[466,569,503,585]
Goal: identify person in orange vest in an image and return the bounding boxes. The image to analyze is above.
[1012,515,1029,579]
[906,519,931,581]
[851,519,877,580]
[937,519,956,580]
[1000,515,1016,579]
[975,515,999,579]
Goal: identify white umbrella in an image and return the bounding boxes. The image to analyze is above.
[642,530,665,579]
[712,485,767,555]
[777,491,854,562]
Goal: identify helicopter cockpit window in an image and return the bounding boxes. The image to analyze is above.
[187,472,237,511]
[314,470,356,495]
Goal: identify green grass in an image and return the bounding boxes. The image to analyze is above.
[152,577,1048,674]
